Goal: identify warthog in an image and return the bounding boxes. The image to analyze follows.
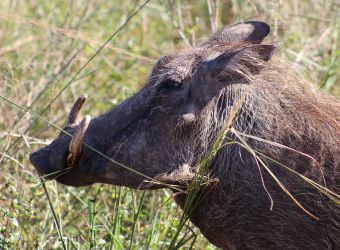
[30,21,339,249]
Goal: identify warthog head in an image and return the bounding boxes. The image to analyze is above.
[30,21,340,249]
[30,21,274,187]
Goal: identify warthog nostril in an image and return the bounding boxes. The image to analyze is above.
[29,149,50,175]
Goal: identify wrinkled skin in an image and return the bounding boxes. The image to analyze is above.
[30,21,340,250]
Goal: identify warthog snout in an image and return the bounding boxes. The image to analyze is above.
[30,94,94,184]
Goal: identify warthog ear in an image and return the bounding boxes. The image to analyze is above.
[203,21,270,46]
[208,44,276,81]
[190,44,275,106]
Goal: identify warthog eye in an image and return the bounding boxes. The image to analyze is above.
[159,77,183,96]
[162,79,181,89]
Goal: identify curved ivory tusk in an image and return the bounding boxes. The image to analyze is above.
[68,94,88,125]
[67,115,91,166]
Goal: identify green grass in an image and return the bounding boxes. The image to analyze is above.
[0,0,339,249]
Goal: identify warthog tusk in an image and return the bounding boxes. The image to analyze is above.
[67,115,91,166]
[68,94,88,125]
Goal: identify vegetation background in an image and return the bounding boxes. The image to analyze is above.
[0,0,338,249]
